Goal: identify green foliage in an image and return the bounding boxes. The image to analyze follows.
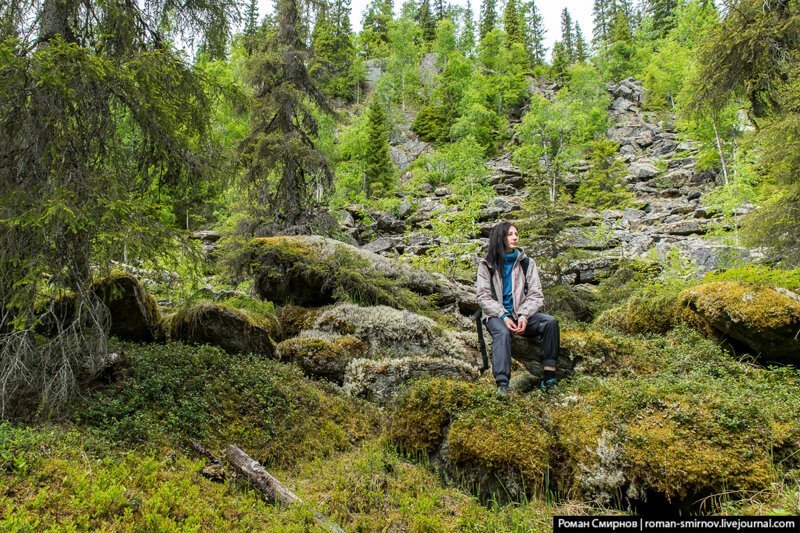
[240,0,334,228]
[386,18,422,111]
[575,138,633,209]
[365,98,394,197]
[515,67,609,204]
[309,0,362,102]
[360,0,394,58]
[76,341,379,463]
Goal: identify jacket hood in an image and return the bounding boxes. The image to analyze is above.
[479,247,528,269]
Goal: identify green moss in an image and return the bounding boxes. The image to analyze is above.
[595,292,697,336]
[552,358,800,503]
[448,401,551,490]
[680,282,800,333]
[236,237,431,312]
[387,378,485,454]
[275,305,320,340]
[74,341,380,466]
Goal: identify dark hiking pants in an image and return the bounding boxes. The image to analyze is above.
[485,313,559,386]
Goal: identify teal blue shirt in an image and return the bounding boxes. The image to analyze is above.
[501,250,518,318]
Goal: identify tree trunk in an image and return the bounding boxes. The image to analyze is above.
[225,445,344,533]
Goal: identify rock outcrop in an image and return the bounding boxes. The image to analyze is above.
[679,282,800,363]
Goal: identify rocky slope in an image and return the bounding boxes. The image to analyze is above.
[345,78,764,286]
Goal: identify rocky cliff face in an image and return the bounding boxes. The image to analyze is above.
[344,78,764,288]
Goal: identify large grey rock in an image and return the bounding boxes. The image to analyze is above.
[241,235,478,313]
[344,356,478,404]
[628,161,661,180]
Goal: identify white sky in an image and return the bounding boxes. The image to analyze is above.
[256,0,595,59]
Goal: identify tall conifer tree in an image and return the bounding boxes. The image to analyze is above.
[574,23,588,62]
[416,0,437,42]
[524,0,546,65]
[479,0,497,41]
[503,0,524,48]
[560,8,574,61]
[365,98,393,197]
[592,0,612,50]
[362,0,393,57]
[242,0,334,226]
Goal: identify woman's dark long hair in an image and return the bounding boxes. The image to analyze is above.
[485,221,514,272]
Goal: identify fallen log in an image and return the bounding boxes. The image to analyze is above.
[225,445,343,533]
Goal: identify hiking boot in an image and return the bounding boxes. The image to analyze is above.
[539,378,558,392]
[496,384,511,397]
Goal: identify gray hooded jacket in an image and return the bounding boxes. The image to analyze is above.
[476,248,545,322]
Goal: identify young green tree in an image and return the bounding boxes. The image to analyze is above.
[479,0,497,41]
[241,0,334,227]
[365,98,394,197]
[0,0,238,416]
[387,18,422,111]
[575,138,632,209]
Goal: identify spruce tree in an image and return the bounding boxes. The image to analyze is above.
[242,0,334,226]
[479,0,497,41]
[362,0,393,57]
[365,98,393,197]
[503,0,525,48]
[574,23,588,62]
[458,0,477,55]
[523,0,546,65]
[310,0,359,100]
[243,0,260,52]
[560,8,574,62]
[416,0,437,42]
[434,0,447,21]
[649,0,678,38]
[592,0,612,50]
[550,40,570,81]
[0,0,237,415]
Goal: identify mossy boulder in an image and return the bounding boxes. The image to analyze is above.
[38,273,162,341]
[679,282,800,363]
[93,274,162,342]
[276,335,368,383]
[275,305,320,340]
[388,378,551,503]
[552,372,795,508]
[595,293,694,335]
[311,303,468,360]
[166,302,276,357]
[562,329,622,376]
[343,356,479,404]
[232,236,477,313]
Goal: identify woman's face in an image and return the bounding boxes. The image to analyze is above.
[505,226,519,251]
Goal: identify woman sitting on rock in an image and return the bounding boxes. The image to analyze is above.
[476,221,560,395]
